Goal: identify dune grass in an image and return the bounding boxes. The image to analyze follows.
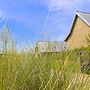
[0,49,90,90]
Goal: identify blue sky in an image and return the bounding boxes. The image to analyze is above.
[0,0,90,47]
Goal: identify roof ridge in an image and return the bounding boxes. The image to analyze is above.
[76,11,90,26]
[37,41,66,43]
[76,11,90,14]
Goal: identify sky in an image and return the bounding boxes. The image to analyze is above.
[0,0,90,48]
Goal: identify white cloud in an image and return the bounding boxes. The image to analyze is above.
[0,10,3,17]
[43,0,90,11]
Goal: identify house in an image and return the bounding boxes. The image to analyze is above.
[64,11,90,49]
[36,41,68,53]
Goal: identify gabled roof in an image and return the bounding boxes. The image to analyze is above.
[37,41,67,44]
[65,11,90,41]
[36,41,68,52]
[77,11,90,26]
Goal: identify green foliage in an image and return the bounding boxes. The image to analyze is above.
[80,34,90,74]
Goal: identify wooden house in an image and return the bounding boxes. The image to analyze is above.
[65,11,90,49]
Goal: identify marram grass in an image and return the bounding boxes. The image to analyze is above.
[0,50,90,90]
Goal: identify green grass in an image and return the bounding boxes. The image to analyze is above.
[0,50,90,90]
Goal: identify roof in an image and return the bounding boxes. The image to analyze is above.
[37,41,67,44]
[65,11,90,41]
[77,11,90,26]
[36,41,68,52]
[37,41,67,47]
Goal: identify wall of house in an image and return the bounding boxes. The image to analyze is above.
[66,16,90,49]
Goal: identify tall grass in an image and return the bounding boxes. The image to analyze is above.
[0,49,90,90]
